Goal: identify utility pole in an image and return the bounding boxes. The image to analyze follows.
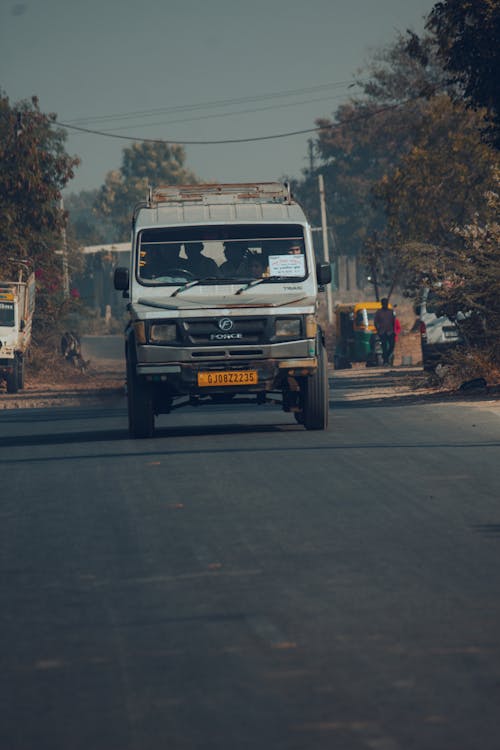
[318,174,333,323]
[59,197,70,299]
[307,139,316,174]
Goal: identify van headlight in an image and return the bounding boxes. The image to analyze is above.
[275,318,301,338]
[305,314,317,338]
[148,322,177,343]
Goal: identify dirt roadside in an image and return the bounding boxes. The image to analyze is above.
[331,363,500,413]
[0,358,126,410]
[1,358,499,413]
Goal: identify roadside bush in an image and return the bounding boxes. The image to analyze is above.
[429,346,500,390]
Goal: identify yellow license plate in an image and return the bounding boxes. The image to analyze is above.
[197,370,258,387]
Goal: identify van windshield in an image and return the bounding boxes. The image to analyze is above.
[136,224,307,285]
[0,301,15,326]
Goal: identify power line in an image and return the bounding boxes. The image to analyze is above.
[76,93,353,134]
[53,103,399,144]
[64,80,359,126]
[54,98,420,146]
[55,119,319,144]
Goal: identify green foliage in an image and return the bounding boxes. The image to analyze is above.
[94,141,198,240]
[0,92,79,275]
[0,91,80,333]
[294,14,500,374]
[65,189,115,246]
[376,95,498,250]
[431,169,500,364]
[361,30,452,103]
[294,32,446,262]
[361,231,406,302]
[427,0,500,146]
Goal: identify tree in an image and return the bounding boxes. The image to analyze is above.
[375,95,498,261]
[371,89,500,367]
[0,91,80,330]
[411,168,500,369]
[294,28,499,304]
[361,230,406,302]
[95,141,198,240]
[294,32,448,264]
[65,189,115,246]
[427,0,500,146]
[455,179,500,364]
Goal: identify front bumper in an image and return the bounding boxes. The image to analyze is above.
[135,339,318,395]
[422,340,461,369]
[137,359,318,394]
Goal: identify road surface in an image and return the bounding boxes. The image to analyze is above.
[1,364,499,749]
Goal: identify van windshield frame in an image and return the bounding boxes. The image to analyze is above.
[136,223,308,286]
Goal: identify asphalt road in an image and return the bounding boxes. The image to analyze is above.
[1,373,499,749]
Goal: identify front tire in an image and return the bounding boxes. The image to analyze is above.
[17,355,24,390]
[302,340,329,430]
[127,356,154,438]
[6,356,19,394]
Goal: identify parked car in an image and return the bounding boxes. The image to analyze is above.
[416,288,462,371]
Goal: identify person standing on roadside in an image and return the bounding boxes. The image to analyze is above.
[374,297,395,366]
[393,305,401,343]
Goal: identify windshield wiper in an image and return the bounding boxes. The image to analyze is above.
[235,278,266,295]
[235,276,285,295]
[171,277,220,296]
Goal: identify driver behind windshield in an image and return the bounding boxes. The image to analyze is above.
[184,242,220,278]
[140,243,183,280]
[220,242,248,276]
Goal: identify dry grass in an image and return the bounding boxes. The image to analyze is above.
[426,347,500,390]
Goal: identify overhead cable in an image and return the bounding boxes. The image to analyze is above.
[71,93,353,134]
[64,80,359,126]
[54,97,422,146]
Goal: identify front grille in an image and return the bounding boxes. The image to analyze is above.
[182,317,269,346]
[191,351,221,358]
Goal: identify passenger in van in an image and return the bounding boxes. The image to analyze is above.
[184,242,220,278]
[247,253,268,278]
[220,242,248,276]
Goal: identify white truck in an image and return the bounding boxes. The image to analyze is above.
[114,182,332,438]
[0,271,36,393]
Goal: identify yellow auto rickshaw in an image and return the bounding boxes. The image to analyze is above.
[333,301,391,368]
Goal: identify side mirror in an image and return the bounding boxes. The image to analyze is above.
[316,262,331,287]
[114,267,129,291]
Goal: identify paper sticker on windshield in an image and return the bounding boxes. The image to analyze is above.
[268,254,305,277]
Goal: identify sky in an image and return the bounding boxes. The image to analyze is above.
[1,0,437,196]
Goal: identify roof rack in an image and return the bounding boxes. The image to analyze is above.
[147,181,292,206]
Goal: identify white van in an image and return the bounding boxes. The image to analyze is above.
[114,182,332,437]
